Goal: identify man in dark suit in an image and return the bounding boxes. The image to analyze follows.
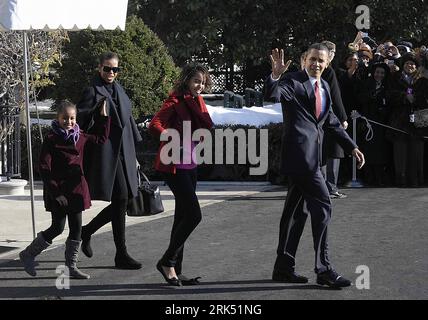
[77,52,143,270]
[265,43,365,288]
[321,40,349,199]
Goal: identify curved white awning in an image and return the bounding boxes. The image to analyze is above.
[0,0,128,31]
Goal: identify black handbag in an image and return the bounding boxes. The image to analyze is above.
[127,169,164,216]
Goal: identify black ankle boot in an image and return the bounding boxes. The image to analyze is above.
[114,251,142,270]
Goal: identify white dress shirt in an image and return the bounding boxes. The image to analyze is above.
[271,70,328,116]
[305,69,327,116]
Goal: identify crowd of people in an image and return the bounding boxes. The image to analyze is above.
[334,32,428,188]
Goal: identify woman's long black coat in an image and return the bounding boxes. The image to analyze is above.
[358,78,391,165]
[77,75,142,201]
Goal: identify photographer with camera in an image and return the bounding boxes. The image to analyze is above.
[374,42,401,73]
[346,34,373,82]
[355,48,372,80]
[396,41,414,56]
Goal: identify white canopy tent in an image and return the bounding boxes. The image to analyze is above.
[0,0,129,239]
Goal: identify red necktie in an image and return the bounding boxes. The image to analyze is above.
[314,81,322,119]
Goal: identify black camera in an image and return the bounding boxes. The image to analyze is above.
[357,52,369,67]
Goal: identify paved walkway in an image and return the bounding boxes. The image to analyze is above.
[0,182,271,259]
[0,184,427,300]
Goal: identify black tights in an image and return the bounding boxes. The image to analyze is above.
[83,155,129,253]
[83,198,128,252]
[42,211,82,243]
[161,169,201,273]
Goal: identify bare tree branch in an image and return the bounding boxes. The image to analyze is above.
[0,30,67,143]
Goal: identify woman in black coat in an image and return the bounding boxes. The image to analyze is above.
[411,53,428,185]
[386,53,421,187]
[337,51,364,183]
[358,63,392,186]
[77,52,143,269]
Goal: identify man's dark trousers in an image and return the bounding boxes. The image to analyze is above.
[274,169,332,274]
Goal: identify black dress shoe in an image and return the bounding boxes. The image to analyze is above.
[272,270,309,283]
[81,228,93,258]
[114,252,142,270]
[330,191,347,199]
[177,274,201,286]
[316,270,351,288]
[156,261,181,286]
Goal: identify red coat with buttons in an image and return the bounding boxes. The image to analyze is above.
[149,92,213,174]
[39,117,110,213]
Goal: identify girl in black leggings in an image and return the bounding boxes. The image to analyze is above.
[19,100,109,279]
[149,63,213,286]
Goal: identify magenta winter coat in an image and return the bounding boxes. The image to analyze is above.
[39,117,110,213]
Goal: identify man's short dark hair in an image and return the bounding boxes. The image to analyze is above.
[307,43,330,54]
[321,40,336,52]
[99,52,119,65]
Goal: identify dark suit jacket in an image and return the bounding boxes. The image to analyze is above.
[265,70,357,175]
[77,75,143,201]
[322,66,348,159]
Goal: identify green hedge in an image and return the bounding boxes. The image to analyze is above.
[52,16,179,120]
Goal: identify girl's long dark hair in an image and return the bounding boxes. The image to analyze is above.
[173,62,213,94]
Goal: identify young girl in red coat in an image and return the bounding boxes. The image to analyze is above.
[149,63,213,286]
[20,100,110,279]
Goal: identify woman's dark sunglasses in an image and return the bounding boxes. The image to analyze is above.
[102,66,121,73]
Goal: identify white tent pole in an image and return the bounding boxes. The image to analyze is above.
[26,41,44,144]
[23,30,36,240]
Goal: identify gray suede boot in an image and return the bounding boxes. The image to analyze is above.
[19,232,51,276]
[65,239,90,279]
